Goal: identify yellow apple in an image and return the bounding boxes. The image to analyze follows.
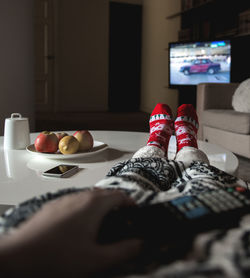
[58,135,79,154]
[73,130,93,151]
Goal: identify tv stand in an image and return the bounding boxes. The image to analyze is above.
[178,87,197,108]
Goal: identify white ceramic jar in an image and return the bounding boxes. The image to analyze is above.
[3,113,30,149]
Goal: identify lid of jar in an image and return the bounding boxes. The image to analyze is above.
[6,113,28,121]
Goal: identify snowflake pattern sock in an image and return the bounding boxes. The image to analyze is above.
[147,103,174,154]
[175,104,199,152]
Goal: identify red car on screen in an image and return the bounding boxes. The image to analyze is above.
[180,59,221,75]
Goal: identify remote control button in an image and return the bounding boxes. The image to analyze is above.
[244,199,250,205]
[171,195,193,206]
[210,205,221,213]
[203,193,215,201]
[186,202,196,210]
[232,191,240,197]
[224,202,236,209]
[219,204,230,211]
[185,206,210,219]
[177,205,187,213]
[196,195,205,201]
[194,200,203,207]
[216,194,229,203]
[236,186,246,192]
[232,200,244,207]
[238,194,246,200]
[224,193,241,204]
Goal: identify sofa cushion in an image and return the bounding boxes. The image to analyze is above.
[232,78,250,112]
[202,109,250,134]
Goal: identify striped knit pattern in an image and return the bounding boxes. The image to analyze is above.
[150,114,172,123]
[175,116,199,129]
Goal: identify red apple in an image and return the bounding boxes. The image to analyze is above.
[73,130,93,151]
[56,132,68,141]
[34,131,59,153]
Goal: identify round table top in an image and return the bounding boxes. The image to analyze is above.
[0,130,239,205]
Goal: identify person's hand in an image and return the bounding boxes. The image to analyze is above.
[0,189,142,277]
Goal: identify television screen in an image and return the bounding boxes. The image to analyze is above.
[169,40,231,86]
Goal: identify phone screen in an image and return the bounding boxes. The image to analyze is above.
[43,165,79,178]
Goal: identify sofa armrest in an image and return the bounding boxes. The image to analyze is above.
[197,83,239,110]
[196,82,239,139]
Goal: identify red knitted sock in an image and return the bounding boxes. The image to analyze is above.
[175,104,199,152]
[147,103,174,153]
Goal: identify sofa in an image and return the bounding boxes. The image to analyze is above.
[196,82,250,158]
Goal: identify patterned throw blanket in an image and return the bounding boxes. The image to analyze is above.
[1,158,250,278]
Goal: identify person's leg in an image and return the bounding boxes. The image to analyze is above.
[95,104,177,194]
[133,103,174,159]
[175,146,209,166]
[174,104,209,167]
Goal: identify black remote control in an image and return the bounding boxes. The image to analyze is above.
[98,187,250,244]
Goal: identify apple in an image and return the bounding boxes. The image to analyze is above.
[59,135,79,154]
[56,132,68,141]
[73,130,93,151]
[34,131,59,153]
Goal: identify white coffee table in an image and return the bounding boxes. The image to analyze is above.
[0,130,238,206]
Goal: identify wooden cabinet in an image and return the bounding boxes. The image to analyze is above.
[167,0,250,42]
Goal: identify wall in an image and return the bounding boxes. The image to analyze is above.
[55,0,142,112]
[140,0,180,115]
[0,0,35,135]
[44,0,181,115]
[55,0,109,112]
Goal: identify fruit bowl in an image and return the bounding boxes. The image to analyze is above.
[26,141,108,159]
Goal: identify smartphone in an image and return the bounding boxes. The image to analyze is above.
[42,164,79,178]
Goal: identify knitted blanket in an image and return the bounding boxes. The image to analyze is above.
[1,158,250,278]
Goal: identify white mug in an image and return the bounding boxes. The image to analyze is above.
[3,113,30,150]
